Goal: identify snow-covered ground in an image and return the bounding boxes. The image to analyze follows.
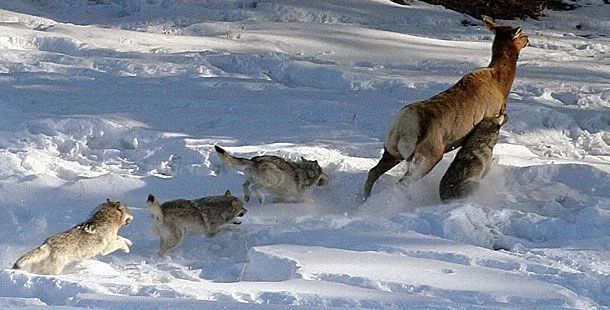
[0,0,608,308]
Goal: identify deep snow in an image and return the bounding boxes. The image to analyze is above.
[0,0,608,308]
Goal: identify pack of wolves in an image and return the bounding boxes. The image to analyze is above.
[11,18,526,275]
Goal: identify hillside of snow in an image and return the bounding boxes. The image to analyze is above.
[0,0,608,308]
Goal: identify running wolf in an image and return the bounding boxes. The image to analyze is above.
[439,113,508,201]
[214,145,329,203]
[13,199,133,275]
[147,190,247,256]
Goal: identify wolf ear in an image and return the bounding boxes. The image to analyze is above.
[483,16,496,32]
[511,27,523,39]
[301,156,307,162]
[224,190,233,198]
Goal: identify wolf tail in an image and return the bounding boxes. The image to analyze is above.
[214,145,252,167]
[440,181,480,201]
[13,244,50,270]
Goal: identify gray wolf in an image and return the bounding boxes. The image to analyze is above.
[364,17,528,198]
[214,145,329,203]
[147,190,247,256]
[13,199,133,275]
[440,113,508,201]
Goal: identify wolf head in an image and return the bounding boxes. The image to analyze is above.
[224,190,248,219]
[300,157,329,186]
[96,199,134,227]
[476,113,509,137]
[491,113,509,127]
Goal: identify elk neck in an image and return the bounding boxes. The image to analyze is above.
[488,43,519,98]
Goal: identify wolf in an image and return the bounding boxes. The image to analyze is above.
[13,199,133,275]
[439,113,508,201]
[214,145,329,203]
[147,190,247,256]
[363,17,528,198]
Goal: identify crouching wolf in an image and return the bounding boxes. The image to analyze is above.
[13,200,133,275]
[214,145,329,203]
[439,113,508,201]
[147,190,247,256]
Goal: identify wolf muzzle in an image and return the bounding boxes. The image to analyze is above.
[317,174,329,186]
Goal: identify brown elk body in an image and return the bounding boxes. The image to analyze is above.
[363,18,528,198]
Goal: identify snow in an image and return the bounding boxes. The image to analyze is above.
[0,0,608,308]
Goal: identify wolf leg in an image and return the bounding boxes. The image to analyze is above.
[204,216,220,235]
[251,184,265,204]
[13,245,50,270]
[460,181,480,198]
[27,251,66,275]
[117,235,133,247]
[38,258,66,275]
[444,181,480,201]
[115,235,133,253]
[298,196,314,204]
[158,229,183,256]
[242,181,252,202]
[364,149,402,198]
[101,238,131,255]
[481,157,499,179]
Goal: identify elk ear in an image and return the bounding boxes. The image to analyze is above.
[483,16,496,32]
[225,190,233,198]
[511,27,523,39]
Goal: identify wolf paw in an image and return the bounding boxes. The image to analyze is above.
[124,238,133,247]
[119,238,133,253]
[121,245,131,253]
[118,236,133,246]
[301,196,314,204]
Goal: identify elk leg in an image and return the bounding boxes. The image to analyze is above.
[399,134,443,186]
[364,149,402,198]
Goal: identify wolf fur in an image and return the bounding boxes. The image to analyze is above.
[147,190,247,256]
[363,17,528,198]
[214,145,329,203]
[439,113,508,201]
[13,199,133,275]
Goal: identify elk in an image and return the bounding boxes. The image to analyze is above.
[363,18,528,198]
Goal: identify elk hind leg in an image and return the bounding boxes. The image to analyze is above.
[364,149,403,198]
[399,136,443,186]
